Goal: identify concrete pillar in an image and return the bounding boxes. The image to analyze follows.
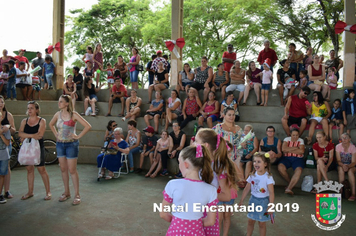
[52,0,65,89]
[343,0,355,88]
[170,0,184,87]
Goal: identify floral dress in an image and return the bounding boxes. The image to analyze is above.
[212,123,243,161]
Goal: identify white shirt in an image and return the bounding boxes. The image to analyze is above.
[262,70,272,84]
[16,68,27,84]
[247,172,275,198]
[164,178,217,220]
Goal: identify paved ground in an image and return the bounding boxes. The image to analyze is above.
[1,164,356,236]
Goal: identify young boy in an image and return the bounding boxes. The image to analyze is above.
[0,112,11,204]
[136,126,158,173]
[32,71,41,100]
[329,99,344,142]
[42,56,56,89]
[6,60,17,101]
[105,78,128,117]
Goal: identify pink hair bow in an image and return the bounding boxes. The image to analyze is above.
[196,144,203,158]
[216,133,231,151]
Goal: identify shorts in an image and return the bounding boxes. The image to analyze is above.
[163,83,169,89]
[191,81,212,91]
[287,116,306,127]
[182,81,193,87]
[201,114,218,122]
[279,156,305,170]
[217,198,235,205]
[261,83,271,90]
[0,159,9,176]
[32,84,41,92]
[329,119,343,126]
[310,117,323,123]
[57,140,79,159]
[16,83,31,88]
[172,110,182,116]
[146,111,162,117]
[108,78,114,84]
[113,96,126,103]
[247,195,275,222]
[240,154,253,163]
[226,84,245,92]
[130,70,139,83]
[89,94,98,101]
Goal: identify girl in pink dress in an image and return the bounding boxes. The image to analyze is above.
[160,145,218,236]
[195,128,238,236]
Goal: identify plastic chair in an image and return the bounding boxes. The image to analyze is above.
[114,153,129,177]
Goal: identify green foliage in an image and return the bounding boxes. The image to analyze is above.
[65,0,345,80]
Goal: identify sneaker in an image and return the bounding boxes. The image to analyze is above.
[5,191,13,199]
[12,98,17,101]
[5,98,11,101]
[135,168,142,173]
[160,169,169,176]
[0,195,6,204]
[174,172,183,178]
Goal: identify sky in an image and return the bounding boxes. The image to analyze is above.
[0,0,99,57]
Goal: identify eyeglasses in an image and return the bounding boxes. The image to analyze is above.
[304,92,310,95]
[173,125,179,127]
[113,124,117,127]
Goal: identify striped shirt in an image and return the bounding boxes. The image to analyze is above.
[283,137,304,158]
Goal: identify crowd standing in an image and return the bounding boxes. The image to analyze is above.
[1,42,356,236]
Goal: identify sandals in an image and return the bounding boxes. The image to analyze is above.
[310,188,318,194]
[72,195,81,205]
[59,194,71,202]
[150,173,157,178]
[44,193,52,201]
[145,173,151,178]
[304,137,312,145]
[91,113,96,117]
[285,189,294,195]
[348,195,356,201]
[105,175,114,180]
[21,194,34,200]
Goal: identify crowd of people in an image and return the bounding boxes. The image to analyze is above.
[0,41,356,236]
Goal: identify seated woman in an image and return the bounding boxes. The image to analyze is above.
[312,131,335,190]
[103,120,117,149]
[148,61,169,103]
[259,126,282,164]
[168,122,187,178]
[242,61,262,105]
[225,60,245,105]
[97,127,130,179]
[211,63,229,100]
[239,124,259,182]
[308,54,328,100]
[83,77,102,116]
[16,61,33,101]
[335,133,356,201]
[126,120,141,172]
[190,56,213,102]
[176,63,194,93]
[164,90,182,130]
[177,88,202,130]
[198,91,219,128]
[63,75,78,110]
[122,89,142,122]
[144,91,164,134]
[305,91,331,145]
[220,91,240,122]
[277,59,296,106]
[145,130,172,178]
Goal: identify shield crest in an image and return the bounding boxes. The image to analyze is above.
[316,193,342,225]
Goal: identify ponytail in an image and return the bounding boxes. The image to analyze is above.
[180,145,214,184]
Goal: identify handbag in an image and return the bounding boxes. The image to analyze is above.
[136,64,144,71]
[18,138,41,165]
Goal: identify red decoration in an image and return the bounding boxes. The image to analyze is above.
[47,42,61,54]
[335,21,356,34]
[165,38,185,51]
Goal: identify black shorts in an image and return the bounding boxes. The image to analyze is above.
[112,96,126,103]
[16,83,31,88]
[288,116,306,127]
[146,111,162,117]
[190,81,212,91]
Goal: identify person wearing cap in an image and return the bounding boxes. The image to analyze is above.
[222,44,236,73]
[31,52,45,88]
[257,40,278,73]
[287,43,304,81]
[14,49,30,71]
[150,50,168,72]
[136,126,158,173]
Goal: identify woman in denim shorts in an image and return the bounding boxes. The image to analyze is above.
[49,95,92,205]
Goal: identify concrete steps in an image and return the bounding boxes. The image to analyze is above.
[8,87,347,186]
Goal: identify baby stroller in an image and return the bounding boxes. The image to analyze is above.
[97,140,129,181]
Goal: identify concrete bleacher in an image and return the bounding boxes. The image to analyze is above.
[9,87,349,187]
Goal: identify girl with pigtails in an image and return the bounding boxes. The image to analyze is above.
[160,145,218,235]
[195,128,238,236]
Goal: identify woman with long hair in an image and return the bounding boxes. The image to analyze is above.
[49,95,92,205]
[83,77,102,116]
[18,101,51,200]
[128,47,141,89]
[0,95,15,199]
[93,43,103,87]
